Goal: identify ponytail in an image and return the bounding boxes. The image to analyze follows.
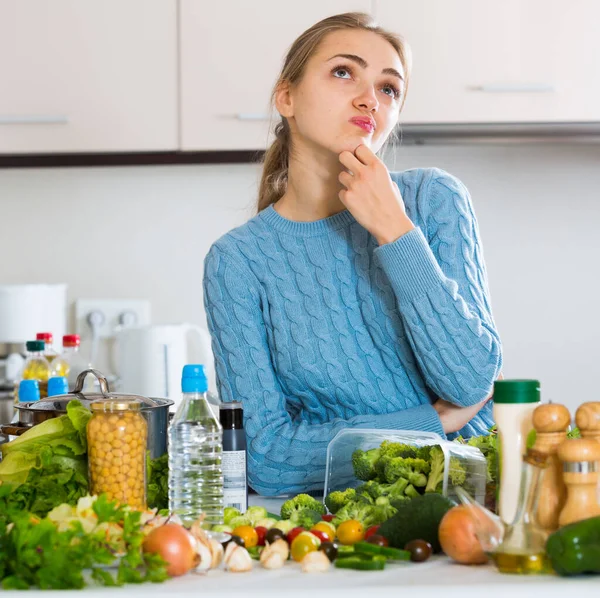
[257,120,290,212]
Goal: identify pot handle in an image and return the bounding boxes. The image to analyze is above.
[0,424,30,436]
[73,369,111,396]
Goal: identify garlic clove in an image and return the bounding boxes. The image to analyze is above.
[209,538,224,568]
[301,550,331,573]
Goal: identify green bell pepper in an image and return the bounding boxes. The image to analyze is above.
[546,516,600,576]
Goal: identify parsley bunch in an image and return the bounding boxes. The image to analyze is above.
[0,489,168,590]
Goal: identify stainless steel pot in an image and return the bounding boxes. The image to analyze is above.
[0,369,173,458]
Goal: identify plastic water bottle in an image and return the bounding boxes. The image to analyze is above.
[168,364,223,526]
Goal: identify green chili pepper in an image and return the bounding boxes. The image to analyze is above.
[546,516,600,576]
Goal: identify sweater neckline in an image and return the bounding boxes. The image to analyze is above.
[259,204,356,237]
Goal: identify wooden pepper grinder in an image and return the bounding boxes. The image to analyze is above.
[557,438,600,527]
[576,402,600,442]
[531,403,571,532]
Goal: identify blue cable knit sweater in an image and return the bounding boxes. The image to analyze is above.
[203,167,502,496]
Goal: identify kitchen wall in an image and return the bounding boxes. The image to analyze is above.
[2,141,599,413]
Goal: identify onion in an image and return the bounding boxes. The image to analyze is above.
[142,523,200,576]
[438,505,488,565]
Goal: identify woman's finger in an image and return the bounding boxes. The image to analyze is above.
[339,150,363,174]
[354,144,377,166]
[338,170,353,189]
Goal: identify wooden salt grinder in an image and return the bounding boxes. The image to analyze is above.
[531,403,571,532]
[558,438,600,527]
[576,402,600,442]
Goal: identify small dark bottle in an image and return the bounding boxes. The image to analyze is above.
[219,401,248,512]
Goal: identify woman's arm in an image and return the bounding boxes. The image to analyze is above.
[374,169,503,408]
[203,245,445,496]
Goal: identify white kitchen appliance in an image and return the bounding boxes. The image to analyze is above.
[114,323,215,410]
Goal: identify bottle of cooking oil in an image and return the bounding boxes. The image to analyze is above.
[53,335,89,390]
[491,403,566,574]
[36,332,59,364]
[18,340,53,401]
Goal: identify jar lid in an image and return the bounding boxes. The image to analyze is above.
[90,398,143,412]
[26,340,45,352]
[220,401,242,411]
[36,332,53,343]
[493,379,540,404]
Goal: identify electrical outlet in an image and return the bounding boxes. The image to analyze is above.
[75,299,151,339]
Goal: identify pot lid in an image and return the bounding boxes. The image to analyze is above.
[19,369,160,412]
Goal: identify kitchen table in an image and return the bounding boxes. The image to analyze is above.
[3,495,600,597]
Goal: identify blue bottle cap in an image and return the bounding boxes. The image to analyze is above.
[47,376,69,397]
[181,364,208,393]
[19,379,40,402]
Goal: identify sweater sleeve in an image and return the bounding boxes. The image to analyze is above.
[203,245,445,496]
[374,169,502,408]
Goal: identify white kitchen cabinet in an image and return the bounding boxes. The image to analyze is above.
[375,0,600,124]
[180,0,372,151]
[0,0,178,154]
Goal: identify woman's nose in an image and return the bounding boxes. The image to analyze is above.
[353,85,379,112]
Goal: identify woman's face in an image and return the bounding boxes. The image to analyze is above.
[276,29,406,157]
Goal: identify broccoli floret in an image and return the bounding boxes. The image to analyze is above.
[357,476,411,501]
[332,500,380,528]
[280,494,326,520]
[383,457,430,486]
[355,480,382,501]
[290,508,323,529]
[245,506,268,526]
[425,445,445,493]
[351,448,381,481]
[374,441,417,478]
[324,488,357,514]
[404,484,420,498]
[448,457,467,487]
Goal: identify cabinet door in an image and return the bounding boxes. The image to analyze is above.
[376,0,600,123]
[180,1,371,150]
[0,0,178,154]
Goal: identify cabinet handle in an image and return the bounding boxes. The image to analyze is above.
[0,115,69,125]
[235,113,272,121]
[472,84,555,93]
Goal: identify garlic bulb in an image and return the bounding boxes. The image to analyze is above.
[260,539,290,569]
[224,542,253,572]
[301,551,331,573]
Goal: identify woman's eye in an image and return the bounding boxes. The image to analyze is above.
[382,85,400,99]
[332,67,352,79]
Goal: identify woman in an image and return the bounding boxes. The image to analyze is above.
[203,12,502,496]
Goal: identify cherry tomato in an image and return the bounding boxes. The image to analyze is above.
[310,529,330,543]
[404,539,433,563]
[311,521,335,541]
[254,526,268,547]
[322,514,335,522]
[231,525,259,549]
[364,525,380,541]
[366,534,389,547]
[336,520,365,545]
[291,531,320,562]
[286,526,305,545]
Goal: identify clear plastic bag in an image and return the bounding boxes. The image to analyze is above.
[323,428,487,505]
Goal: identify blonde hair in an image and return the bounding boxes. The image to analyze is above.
[257,12,411,212]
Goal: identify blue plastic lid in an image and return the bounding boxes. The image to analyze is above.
[181,364,208,393]
[47,376,69,397]
[19,379,40,402]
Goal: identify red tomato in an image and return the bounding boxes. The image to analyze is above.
[255,526,268,547]
[364,525,380,541]
[310,530,330,543]
[322,514,335,522]
[287,526,305,545]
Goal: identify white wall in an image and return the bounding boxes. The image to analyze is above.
[1,142,599,414]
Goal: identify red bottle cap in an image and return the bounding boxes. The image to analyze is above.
[36,332,53,343]
[63,334,81,347]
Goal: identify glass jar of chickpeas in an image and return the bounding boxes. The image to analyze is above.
[87,398,148,510]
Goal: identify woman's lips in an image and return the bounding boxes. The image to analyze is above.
[349,117,375,134]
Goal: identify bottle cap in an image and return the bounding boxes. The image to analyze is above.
[47,376,69,397]
[63,334,80,347]
[493,379,540,404]
[36,332,53,344]
[26,340,45,352]
[181,364,208,393]
[19,379,40,402]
